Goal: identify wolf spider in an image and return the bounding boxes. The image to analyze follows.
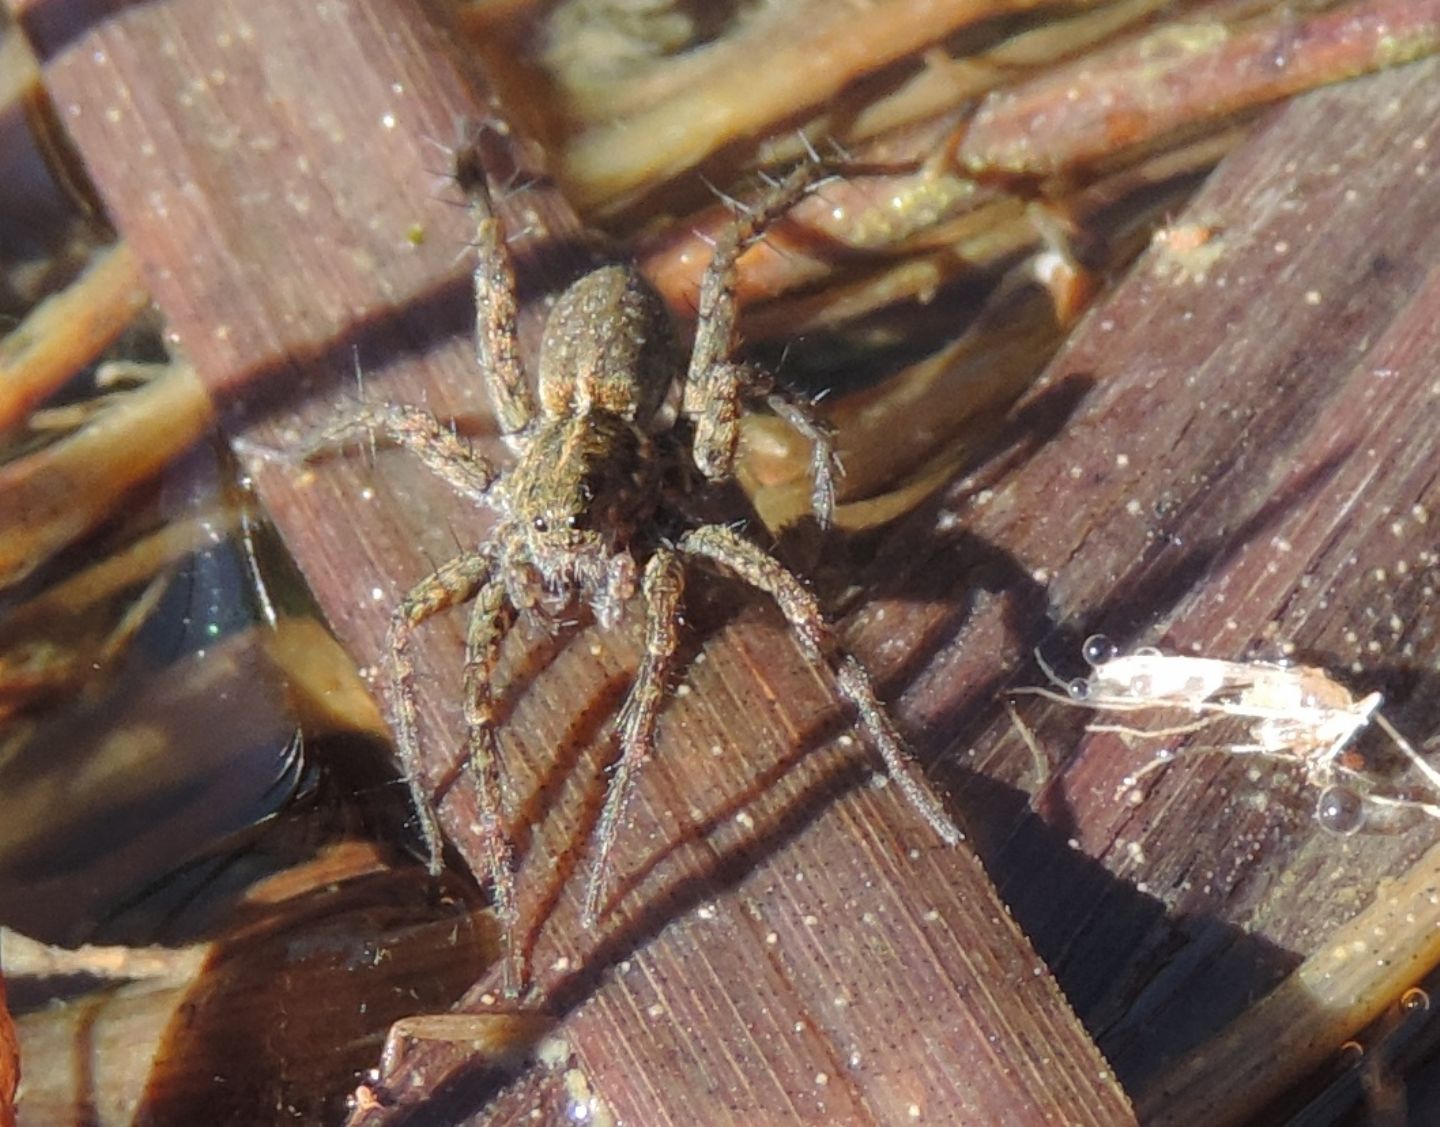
[311,138,961,991]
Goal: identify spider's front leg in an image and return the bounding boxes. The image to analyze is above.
[384,552,493,876]
[454,135,536,440]
[683,162,840,524]
[585,548,686,925]
[300,403,497,502]
[679,524,962,847]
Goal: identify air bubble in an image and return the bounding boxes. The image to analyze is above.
[1401,987,1430,1012]
[1316,785,1365,835]
[1081,634,1116,666]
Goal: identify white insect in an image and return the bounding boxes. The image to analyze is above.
[1021,634,1440,828]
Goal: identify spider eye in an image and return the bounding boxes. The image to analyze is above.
[532,516,548,532]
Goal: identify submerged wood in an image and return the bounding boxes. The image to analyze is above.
[13,0,1440,1120]
[12,0,1128,1122]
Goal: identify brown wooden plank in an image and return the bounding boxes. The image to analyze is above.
[920,54,1440,1119]
[11,0,1127,1122]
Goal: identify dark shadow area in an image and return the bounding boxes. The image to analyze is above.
[338,353,1368,1118]
[15,0,158,62]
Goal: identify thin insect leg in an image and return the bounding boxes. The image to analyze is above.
[1115,741,1295,797]
[460,577,523,993]
[1029,646,1086,697]
[584,548,686,926]
[1003,700,1054,793]
[765,390,839,526]
[1117,742,1235,790]
[1358,791,1440,821]
[1087,717,1216,739]
[1010,684,1081,707]
[1370,709,1440,793]
[684,160,828,477]
[300,404,497,501]
[679,524,961,845]
[385,551,492,874]
[1118,753,1181,792]
[453,134,535,437]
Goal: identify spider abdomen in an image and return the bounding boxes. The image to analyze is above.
[537,265,677,425]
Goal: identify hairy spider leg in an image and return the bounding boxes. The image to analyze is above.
[765,390,838,520]
[385,551,492,875]
[461,577,522,992]
[683,162,839,523]
[457,149,535,438]
[300,404,497,501]
[584,548,686,926]
[302,405,526,969]
[679,523,962,847]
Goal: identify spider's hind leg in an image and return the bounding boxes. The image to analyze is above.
[383,552,491,874]
[460,576,526,993]
[678,523,962,847]
[585,548,686,926]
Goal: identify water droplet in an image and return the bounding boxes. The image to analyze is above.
[1316,785,1365,835]
[1082,634,1116,666]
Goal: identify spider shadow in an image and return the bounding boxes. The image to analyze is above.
[548,730,877,1009]
[482,378,1097,1009]
[380,750,882,1127]
[473,551,896,991]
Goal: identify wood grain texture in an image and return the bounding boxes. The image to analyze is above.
[933,55,1440,1121]
[11,0,1128,1122]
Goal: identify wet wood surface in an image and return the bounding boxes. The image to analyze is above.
[10,0,1134,1123]
[950,56,1440,1121]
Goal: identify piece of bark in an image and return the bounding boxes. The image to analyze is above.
[0,360,213,586]
[11,1,1126,1123]
[14,846,492,1126]
[0,242,149,432]
[956,0,1440,176]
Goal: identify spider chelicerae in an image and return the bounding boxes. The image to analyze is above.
[310,136,961,990]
